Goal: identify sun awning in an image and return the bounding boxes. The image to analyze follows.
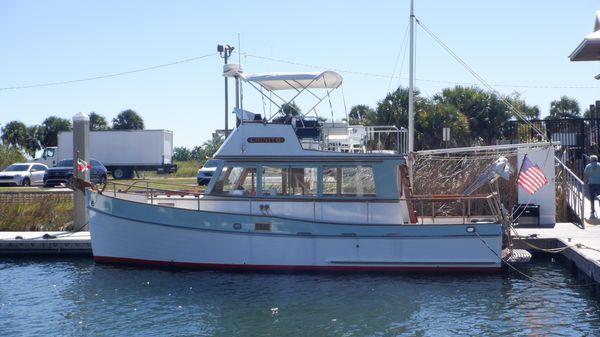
[242,71,343,91]
[569,11,600,61]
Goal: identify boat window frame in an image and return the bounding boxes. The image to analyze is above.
[209,161,380,200]
[207,163,258,196]
[259,164,320,198]
[321,165,377,198]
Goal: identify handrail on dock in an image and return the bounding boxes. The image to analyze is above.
[555,156,585,228]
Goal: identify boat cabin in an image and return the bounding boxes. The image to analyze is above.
[207,123,406,201]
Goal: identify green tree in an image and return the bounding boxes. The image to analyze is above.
[201,134,224,159]
[415,102,470,149]
[434,86,511,145]
[41,116,72,147]
[508,92,540,119]
[0,144,26,168]
[24,125,43,157]
[1,120,28,148]
[548,96,581,119]
[112,109,145,130]
[348,104,376,125]
[173,146,192,161]
[584,105,598,118]
[89,112,110,131]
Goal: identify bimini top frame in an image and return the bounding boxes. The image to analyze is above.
[241,71,343,121]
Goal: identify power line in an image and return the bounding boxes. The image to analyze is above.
[243,53,600,90]
[0,53,218,91]
[2,51,599,92]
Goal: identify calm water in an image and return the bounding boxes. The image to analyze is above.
[0,257,599,337]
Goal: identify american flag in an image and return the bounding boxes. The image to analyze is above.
[516,156,548,194]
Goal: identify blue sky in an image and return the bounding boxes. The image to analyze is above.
[1,1,599,149]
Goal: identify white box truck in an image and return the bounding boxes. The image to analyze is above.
[34,130,177,179]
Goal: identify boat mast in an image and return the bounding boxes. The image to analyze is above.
[408,0,415,154]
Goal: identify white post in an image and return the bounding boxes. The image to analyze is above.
[408,0,415,154]
[72,112,90,231]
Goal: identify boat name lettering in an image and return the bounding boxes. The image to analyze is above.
[247,137,285,144]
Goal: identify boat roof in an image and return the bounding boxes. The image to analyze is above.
[242,71,343,91]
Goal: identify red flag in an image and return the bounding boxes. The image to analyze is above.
[77,158,91,172]
[516,156,548,194]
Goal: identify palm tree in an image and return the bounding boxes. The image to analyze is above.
[24,125,43,157]
[1,120,28,148]
[89,112,110,130]
[112,109,145,130]
[348,104,376,125]
[548,96,581,119]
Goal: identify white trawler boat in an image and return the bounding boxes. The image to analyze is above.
[87,68,513,272]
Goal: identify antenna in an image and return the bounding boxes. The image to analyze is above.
[218,44,235,134]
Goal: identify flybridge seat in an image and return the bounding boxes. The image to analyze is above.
[294,118,321,140]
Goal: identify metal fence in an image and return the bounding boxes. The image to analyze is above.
[505,118,600,176]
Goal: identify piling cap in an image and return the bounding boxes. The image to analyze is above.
[72,112,89,121]
[592,155,598,162]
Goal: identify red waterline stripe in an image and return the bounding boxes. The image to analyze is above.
[94,256,501,273]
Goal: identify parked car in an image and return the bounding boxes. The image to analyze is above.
[0,163,48,186]
[197,159,221,186]
[43,158,108,187]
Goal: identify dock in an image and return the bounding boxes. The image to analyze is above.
[513,221,600,287]
[0,231,91,256]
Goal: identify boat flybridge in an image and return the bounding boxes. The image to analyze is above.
[87,69,507,272]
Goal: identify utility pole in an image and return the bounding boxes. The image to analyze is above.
[218,44,234,134]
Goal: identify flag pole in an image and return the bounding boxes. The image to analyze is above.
[516,154,527,182]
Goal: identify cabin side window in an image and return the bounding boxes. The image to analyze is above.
[322,166,376,197]
[261,166,317,197]
[211,166,257,196]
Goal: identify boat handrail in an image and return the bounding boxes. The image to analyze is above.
[409,192,501,224]
[101,180,204,198]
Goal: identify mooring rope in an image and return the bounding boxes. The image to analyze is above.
[475,231,600,288]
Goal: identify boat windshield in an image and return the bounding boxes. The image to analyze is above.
[211,167,257,196]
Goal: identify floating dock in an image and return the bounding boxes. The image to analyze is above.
[513,222,600,287]
[0,231,91,256]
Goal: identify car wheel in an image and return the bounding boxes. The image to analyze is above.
[22,178,31,187]
[113,168,125,180]
[99,175,107,185]
[44,183,54,188]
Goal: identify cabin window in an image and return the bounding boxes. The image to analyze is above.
[211,166,257,196]
[261,166,317,197]
[322,166,376,197]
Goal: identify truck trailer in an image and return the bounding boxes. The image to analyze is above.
[34,129,177,179]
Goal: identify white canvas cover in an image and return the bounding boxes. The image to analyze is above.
[243,71,343,91]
